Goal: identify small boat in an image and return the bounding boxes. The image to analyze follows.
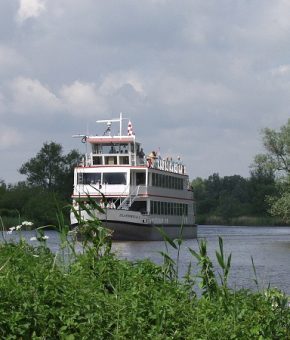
[70,113,197,240]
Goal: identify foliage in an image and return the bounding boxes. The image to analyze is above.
[0,142,81,227]
[252,119,290,223]
[0,183,67,227]
[19,141,81,198]
[267,190,290,224]
[257,118,290,175]
[0,215,289,339]
[192,172,277,224]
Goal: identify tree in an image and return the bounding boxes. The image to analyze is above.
[191,174,253,222]
[19,142,81,198]
[249,158,277,215]
[252,119,290,222]
[255,118,290,176]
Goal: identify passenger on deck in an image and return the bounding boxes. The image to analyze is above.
[109,146,116,153]
[106,200,116,209]
[100,199,105,209]
[139,148,145,159]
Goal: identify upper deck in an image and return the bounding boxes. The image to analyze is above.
[73,113,186,175]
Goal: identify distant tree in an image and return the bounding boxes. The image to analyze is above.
[252,119,290,222]
[192,174,252,222]
[249,158,277,215]
[217,175,250,219]
[19,142,81,199]
[0,179,6,196]
[253,118,290,176]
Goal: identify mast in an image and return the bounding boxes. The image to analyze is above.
[96,112,125,136]
[120,112,122,136]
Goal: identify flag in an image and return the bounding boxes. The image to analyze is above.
[128,121,134,136]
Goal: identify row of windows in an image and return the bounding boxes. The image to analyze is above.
[77,172,127,185]
[92,143,130,154]
[150,201,188,216]
[77,171,185,189]
[152,173,184,190]
[92,155,129,165]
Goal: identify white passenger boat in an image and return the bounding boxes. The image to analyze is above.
[71,113,197,240]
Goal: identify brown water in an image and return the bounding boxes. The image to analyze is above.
[3,225,290,294]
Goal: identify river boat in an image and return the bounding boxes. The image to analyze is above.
[70,113,197,240]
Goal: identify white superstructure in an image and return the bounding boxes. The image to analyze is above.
[71,113,197,240]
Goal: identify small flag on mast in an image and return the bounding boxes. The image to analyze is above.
[128,121,134,136]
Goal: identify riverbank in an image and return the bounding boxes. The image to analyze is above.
[0,224,289,338]
[196,214,287,226]
[2,214,287,231]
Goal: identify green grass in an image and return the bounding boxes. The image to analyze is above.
[0,206,289,338]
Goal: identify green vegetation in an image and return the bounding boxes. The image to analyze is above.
[193,119,290,225]
[252,118,290,223]
[191,173,280,225]
[0,211,289,339]
[0,142,81,228]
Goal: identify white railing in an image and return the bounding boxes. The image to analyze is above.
[117,185,140,210]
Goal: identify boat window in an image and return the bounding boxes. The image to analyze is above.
[157,174,162,187]
[160,202,165,214]
[92,144,102,154]
[100,144,112,154]
[150,172,184,190]
[152,173,156,186]
[93,156,102,165]
[120,144,129,154]
[119,156,129,165]
[103,172,127,185]
[130,201,147,213]
[157,201,161,215]
[77,173,101,185]
[136,172,146,185]
[105,156,117,165]
[150,201,188,216]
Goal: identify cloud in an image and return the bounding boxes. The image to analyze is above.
[0,45,27,79]
[16,0,46,23]
[151,75,234,107]
[100,71,145,96]
[60,81,107,117]
[271,64,290,76]
[7,75,145,119]
[10,77,61,113]
[2,0,290,183]
[0,125,22,150]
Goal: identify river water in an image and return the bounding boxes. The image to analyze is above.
[2,225,290,294]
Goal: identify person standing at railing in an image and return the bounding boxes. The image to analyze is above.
[106,200,116,209]
[100,199,105,209]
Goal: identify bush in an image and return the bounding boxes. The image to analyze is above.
[0,234,289,338]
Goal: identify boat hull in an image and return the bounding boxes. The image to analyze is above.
[101,220,197,241]
[71,209,197,241]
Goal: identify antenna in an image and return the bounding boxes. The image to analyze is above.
[96,113,129,136]
[72,134,88,143]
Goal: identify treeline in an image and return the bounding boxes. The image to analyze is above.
[193,118,290,226]
[0,142,81,227]
[192,172,280,225]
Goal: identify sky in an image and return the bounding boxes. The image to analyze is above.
[1,0,290,184]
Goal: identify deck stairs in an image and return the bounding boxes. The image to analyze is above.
[118,186,140,210]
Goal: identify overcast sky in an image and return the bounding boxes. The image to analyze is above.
[1,0,290,184]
